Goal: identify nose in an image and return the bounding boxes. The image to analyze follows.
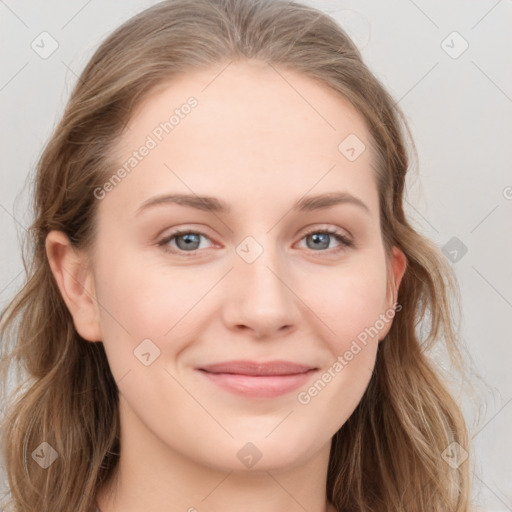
[221,240,301,340]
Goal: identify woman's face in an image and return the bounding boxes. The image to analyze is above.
[77,60,405,472]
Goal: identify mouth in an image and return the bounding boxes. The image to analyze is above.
[196,360,318,398]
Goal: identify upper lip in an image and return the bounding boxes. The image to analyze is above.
[198,360,317,376]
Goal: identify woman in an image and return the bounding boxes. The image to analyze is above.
[0,0,472,510]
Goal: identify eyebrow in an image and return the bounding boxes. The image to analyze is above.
[135,191,371,216]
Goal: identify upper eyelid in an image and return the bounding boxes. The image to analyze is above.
[159,223,351,238]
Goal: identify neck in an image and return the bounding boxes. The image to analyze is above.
[96,399,336,512]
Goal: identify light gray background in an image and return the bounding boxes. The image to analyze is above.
[1,1,511,510]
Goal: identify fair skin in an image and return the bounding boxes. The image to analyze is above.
[46,60,406,512]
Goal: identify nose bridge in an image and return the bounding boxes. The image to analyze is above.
[236,232,288,301]
[223,231,300,336]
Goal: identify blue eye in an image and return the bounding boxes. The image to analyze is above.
[300,228,353,252]
[158,227,353,257]
[159,230,209,254]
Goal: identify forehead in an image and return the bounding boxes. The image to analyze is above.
[105,59,378,218]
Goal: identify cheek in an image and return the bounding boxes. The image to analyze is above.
[92,245,220,374]
[302,253,389,352]
[91,250,184,376]
[292,257,389,432]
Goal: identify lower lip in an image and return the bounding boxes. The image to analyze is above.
[198,370,316,398]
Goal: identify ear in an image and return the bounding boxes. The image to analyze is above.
[45,230,102,342]
[378,246,407,340]
[387,246,407,308]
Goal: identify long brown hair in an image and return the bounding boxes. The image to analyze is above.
[1,1,473,510]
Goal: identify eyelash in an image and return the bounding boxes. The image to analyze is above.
[157,227,354,258]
